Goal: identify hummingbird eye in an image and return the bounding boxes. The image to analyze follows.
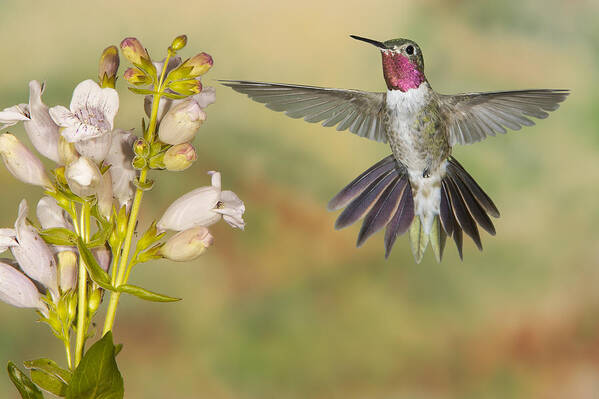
[405,45,415,55]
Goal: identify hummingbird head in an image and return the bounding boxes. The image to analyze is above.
[350,35,426,92]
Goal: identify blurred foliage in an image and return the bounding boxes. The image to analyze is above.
[1,0,598,398]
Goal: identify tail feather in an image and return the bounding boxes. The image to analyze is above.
[357,177,408,247]
[328,155,499,262]
[384,180,415,258]
[445,176,483,250]
[334,169,397,230]
[327,155,396,211]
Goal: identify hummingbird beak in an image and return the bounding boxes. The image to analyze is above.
[350,35,387,50]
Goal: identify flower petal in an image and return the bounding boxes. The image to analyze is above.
[37,196,71,230]
[157,185,221,231]
[24,81,60,162]
[0,104,30,129]
[215,190,246,230]
[70,80,119,130]
[0,133,53,188]
[0,228,18,253]
[104,129,137,207]
[11,200,58,299]
[0,260,46,312]
[74,131,112,163]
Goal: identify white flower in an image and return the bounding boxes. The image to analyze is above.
[65,156,102,197]
[0,260,47,314]
[24,81,61,162]
[74,132,112,164]
[0,104,29,130]
[37,196,71,230]
[96,170,114,220]
[145,85,215,123]
[0,133,53,188]
[160,226,214,262]
[49,79,119,143]
[104,129,137,207]
[157,171,245,231]
[157,97,206,145]
[10,200,58,300]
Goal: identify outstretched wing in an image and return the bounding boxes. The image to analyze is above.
[440,89,570,146]
[220,80,388,143]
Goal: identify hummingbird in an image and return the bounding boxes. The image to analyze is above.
[221,35,569,263]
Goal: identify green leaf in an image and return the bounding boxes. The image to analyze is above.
[24,358,71,384]
[127,87,155,96]
[31,369,67,397]
[7,361,44,399]
[40,228,77,246]
[161,92,188,100]
[66,332,124,399]
[136,243,164,263]
[114,344,123,357]
[88,228,110,248]
[76,238,115,291]
[118,284,181,302]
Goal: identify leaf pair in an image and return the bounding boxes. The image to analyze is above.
[7,332,123,399]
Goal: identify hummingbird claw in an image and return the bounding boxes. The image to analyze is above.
[422,168,430,178]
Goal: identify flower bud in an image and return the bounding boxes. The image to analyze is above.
[124,67,152,86]
[65,156,102,197]
[168,79,202,96]
[0,133,53,188]
[96,170,114,220]
[133,138,150,157]
[57,250,77,292]
[88,288,102,314]
[115,205,128,241]
[120,37,149,65]
[164,143,197,171]
[0,260,46,313]
[58,135,78,165]
[98,45,120,88]
[160,226,214,262]
[171,35,188,51]
[158,99,206,145]
[182,53,213,77]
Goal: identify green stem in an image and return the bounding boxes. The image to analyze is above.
[64,337,72,370]
[102,53,172,335]
[74,202,91,365]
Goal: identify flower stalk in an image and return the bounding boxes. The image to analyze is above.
[74,201,91,365]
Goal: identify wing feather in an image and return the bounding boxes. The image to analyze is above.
[221,80,388,143]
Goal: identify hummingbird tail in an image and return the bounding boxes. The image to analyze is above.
[328,155,499,262]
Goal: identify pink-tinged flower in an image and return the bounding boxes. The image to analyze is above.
[96,170,113,220]
[0,133,53,188]
[0,228,18,253]
[158,97,206,145]
[65,156,102,197]
[157,171,245,231]
[11,200,58,300]
[24,81,61,162]
[163,143,196,171]
[182,52,213,77]
[104,129,137,207]
[49,80,119,143]
[98,45,120,86]
[0,260,47,314]
[57,250,77,292]
[0,104,29,130]
[160,226,214,262]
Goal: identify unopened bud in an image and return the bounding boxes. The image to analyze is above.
[88,288,102,315]
[57,251,78,292]
[99,45,120,88]
[124,67,152,86]
[133,138,150,157]
[158,99,206,145]
[171,35,188,51]
[120,37,149,65]
[164,143,197,171]
[183,53,213,77]
[0,133,53,188]
[168,79,202,96]
[58,135,78,165]
[67,292,77,321]
[160,226,214,262]
[116,205,128,241]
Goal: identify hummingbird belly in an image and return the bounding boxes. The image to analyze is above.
[385,84,451,233]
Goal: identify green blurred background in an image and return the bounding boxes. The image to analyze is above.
[1,0,598,397]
